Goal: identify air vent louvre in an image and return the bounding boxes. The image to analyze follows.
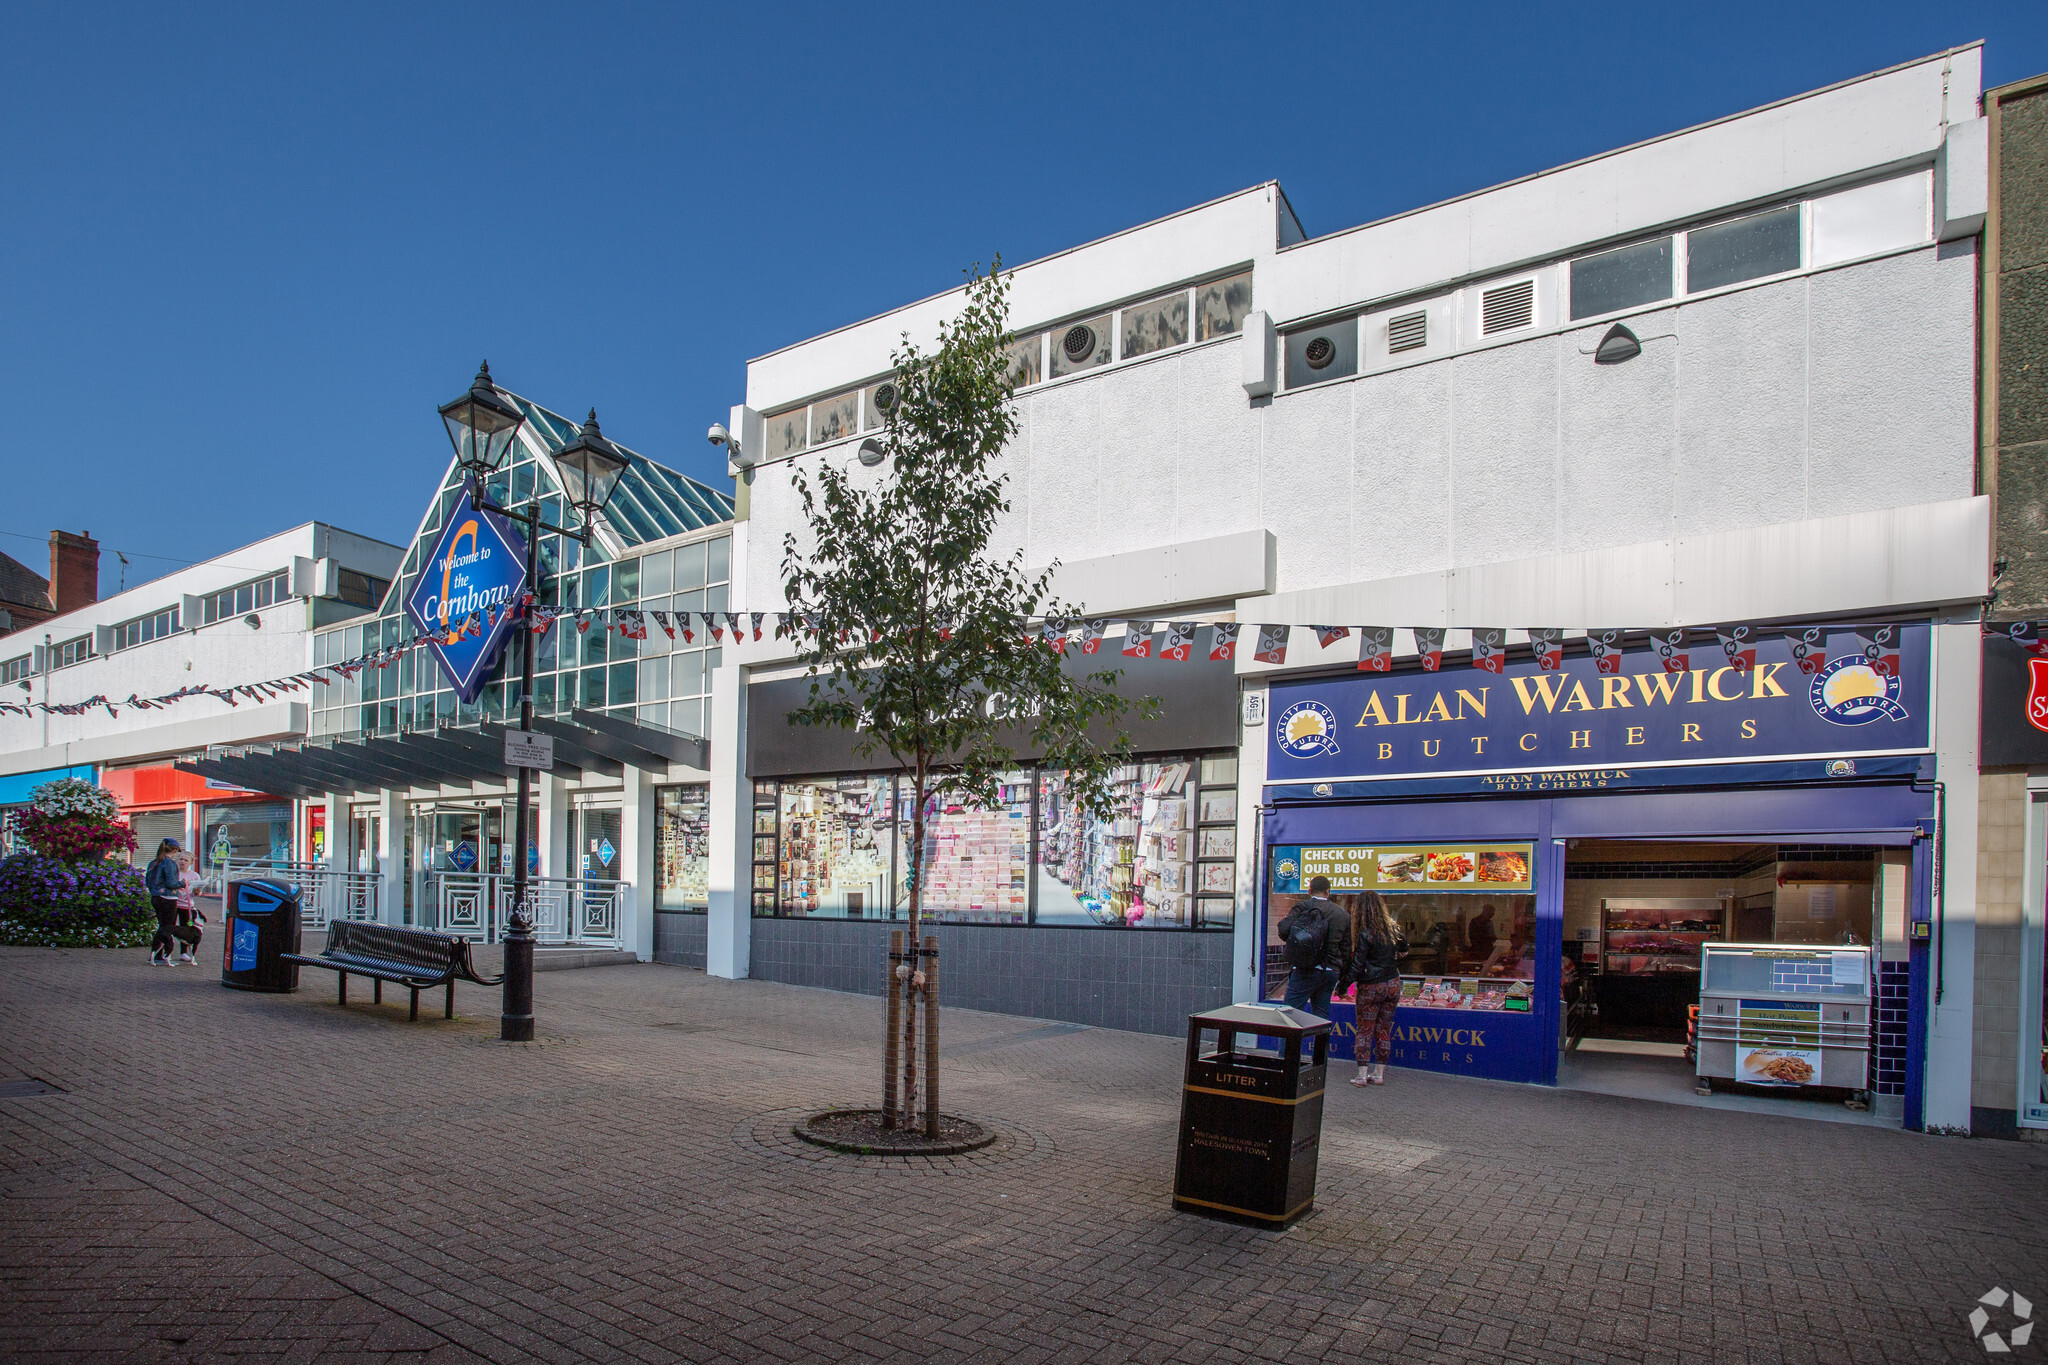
[1480,280,1535,335]
[1387,310,1428,353]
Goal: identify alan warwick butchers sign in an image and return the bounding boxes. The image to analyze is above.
[1267,625,1931,782]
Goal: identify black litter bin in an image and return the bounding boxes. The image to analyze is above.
[220,878,303,992]
[1172,1003,1332,1229]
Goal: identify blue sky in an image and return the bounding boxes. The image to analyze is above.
[2,3,2043,597]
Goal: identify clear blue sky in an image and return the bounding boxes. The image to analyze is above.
[2,3,2043,598]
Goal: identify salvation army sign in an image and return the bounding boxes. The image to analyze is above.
[405,485,529,704]
[1267,624,1932,783]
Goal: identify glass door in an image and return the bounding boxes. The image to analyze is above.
[572,807,625,882]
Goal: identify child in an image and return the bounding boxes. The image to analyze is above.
[171,851,204,965]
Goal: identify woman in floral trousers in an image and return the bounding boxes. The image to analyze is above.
[1344,891,1409,1086]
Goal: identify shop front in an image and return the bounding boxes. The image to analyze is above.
[1258,625,1938,1125]
[99,764,288,871]
[1979,632,2048,1136]
[740,650,1243,1034]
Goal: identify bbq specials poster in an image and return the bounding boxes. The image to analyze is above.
[1270,842,1534,894]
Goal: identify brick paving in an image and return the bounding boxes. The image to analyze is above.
[2,946,2044,1364]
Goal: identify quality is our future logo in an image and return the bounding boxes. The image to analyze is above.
[1275,700,1340,758]
[1970,1286,2034,1354]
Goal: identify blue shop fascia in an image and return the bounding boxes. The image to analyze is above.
[1256,625,1938,1126]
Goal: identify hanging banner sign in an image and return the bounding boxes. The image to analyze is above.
[405,485,529,704]
[1267,624,1931,783]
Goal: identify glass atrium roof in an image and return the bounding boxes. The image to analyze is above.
[376,391,734,621]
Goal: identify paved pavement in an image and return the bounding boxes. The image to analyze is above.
[2,945,2045,1365]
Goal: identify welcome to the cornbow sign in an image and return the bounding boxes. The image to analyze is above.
[405,485,530,704]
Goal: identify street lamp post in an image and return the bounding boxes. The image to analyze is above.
[438,364,629,1042]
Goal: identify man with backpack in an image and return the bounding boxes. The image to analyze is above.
[1277,876,1351,1019]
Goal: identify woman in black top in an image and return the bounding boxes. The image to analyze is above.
[1344,891,1408,1087]
[143,839,185,966]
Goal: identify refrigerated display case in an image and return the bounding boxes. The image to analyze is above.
[1694,942,1871,1092]
[1598,897,1727,1031]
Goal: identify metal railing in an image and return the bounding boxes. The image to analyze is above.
[219,859,382,928]
[420,871,629,948]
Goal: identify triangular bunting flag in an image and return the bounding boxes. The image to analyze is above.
[1078,619,1107,655]
[1121,621,1154,658]
[1356,627,1393,673]
[1588,629,1626,675]
[1253,625,1289,666]
[1716,625,1757,671]
[1208,622,1240,662]
[1529,629,1564,671]
[1472,628,1507,674]
[1159,622,1195,661]
[1313,625,1350,650]
[1413,627,1445,672]
[1655,628,1689,675]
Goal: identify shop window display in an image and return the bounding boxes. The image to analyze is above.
[200,801,294,873]
[912,775,1032,925]
[776,778,895,918]
[1263,843,1538,1009]
[1038,758,1232,928]
[655,785,710,909]
[750,753,1235,928]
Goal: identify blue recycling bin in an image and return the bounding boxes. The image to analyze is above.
[219,878,302,992]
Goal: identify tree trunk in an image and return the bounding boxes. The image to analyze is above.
[922,933,940,1137]
[899,767,926,1125]
[882,928,903,1127]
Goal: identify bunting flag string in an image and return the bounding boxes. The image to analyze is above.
[1,614,1994,726]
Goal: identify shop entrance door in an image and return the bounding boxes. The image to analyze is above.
[418,804,503,938]
[570,806,625,942]
[1560,839,1890,1114]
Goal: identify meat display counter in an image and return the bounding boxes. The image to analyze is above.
[1694,943,1872,1093]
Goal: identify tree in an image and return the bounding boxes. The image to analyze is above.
[781,262,1154,1135]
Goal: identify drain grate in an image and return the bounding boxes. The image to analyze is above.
[0,1078,65,1098]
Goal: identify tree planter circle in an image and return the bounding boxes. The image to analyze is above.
[794,1108,995,1156]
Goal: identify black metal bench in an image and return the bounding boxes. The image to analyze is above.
[282,921,502,1021]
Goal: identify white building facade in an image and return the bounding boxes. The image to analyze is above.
[709,49,1993,1131]
[0,523,402,869]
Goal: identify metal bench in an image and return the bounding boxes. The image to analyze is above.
[282,921,502,1021]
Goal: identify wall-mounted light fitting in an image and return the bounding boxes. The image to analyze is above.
[856,437,887,468]
[1594,323,1642,365]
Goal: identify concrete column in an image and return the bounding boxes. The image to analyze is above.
[706,656,751,979]
[539,772,569,881]
[376,787,403,927]
[619,763,658,960]
[1232,678,1267,1003]
[1923,617,1982,1133]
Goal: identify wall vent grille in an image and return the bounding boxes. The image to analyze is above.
[1480,280,1535,335]
[1387,310,1428,353]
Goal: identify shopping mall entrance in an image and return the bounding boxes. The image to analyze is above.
[1557,839,1899,1122]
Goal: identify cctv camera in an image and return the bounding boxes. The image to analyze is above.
[707,423,729,447]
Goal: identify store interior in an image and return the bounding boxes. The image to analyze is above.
[1559,838,1892,1123]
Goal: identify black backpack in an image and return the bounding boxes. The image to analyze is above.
[1284,901,1329,970]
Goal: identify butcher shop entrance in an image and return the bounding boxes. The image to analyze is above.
[1557,838,1903,1117]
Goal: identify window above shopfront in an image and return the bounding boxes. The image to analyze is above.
[760,269,1255,456]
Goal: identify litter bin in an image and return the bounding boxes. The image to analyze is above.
[1172,1003,1332,1229]
[219,878,303,993]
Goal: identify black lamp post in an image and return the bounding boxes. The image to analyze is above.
[438,365,629,1042]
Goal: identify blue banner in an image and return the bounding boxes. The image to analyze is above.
[1267,625,1931,784]
[405,485,530,704]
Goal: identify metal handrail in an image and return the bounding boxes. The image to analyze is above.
[420,870,628,947]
